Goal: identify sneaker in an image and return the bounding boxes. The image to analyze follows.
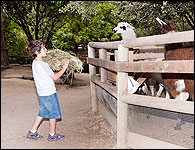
[47,133,65,141]
[26,130,43,140]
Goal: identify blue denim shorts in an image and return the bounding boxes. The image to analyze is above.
[38,93,62,119]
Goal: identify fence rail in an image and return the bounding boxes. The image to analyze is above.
[87,58,194,73]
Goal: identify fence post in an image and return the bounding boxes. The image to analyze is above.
[117,44,129,149]
[88,45,98,112]
[99,49,107,82]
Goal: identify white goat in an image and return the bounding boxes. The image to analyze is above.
[113,22,136,40]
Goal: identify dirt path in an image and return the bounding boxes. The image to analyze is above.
[1,65,117,149]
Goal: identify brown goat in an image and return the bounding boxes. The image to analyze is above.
[157,18,194,101]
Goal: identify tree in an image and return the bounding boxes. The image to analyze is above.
[65,1,194,37]
[2,1,69,48]
[1,5,6,49]
[52,2,121,52]
[1,5,9,66]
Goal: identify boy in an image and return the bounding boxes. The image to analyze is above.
[26,40,69,141]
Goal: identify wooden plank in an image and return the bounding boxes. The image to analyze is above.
[91,75,117,98]
[114,50,134,62]
[88,31,193,49]
[126,131,188,149]
[88,31,193,50]
[117,60,194,73]
[98,101,117,131]
[107,52,117,84]
[87,57,117,71]
[122,93,194,115]
[135,45,165,50]
[114,50,118,62]
[88,45,98,112]
[88,46,96,77]
[133,52,164,60]
[106,52,164,61]
[117,44,129,149]
[122,30,194,48]
[87,58,194,73]
[88,41,122,49]
[107,70,117,84]
[99,49,107,82]
[128,51,134,62]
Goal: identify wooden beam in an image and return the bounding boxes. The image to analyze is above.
[91,75,117,98]
[98,101,117,131]
[122,93,194,115]
[117,60,194,74]
[122,30,194,48]
[99,49,107,82]
[133,52,164,60]
[107,70,117,84]
[88,41,122,49]
[87,58,194,73]
[88,45,98,112]
[117,44,129,149]
[105,51,165,60]
[87,57,117,71]
[88,31,193,50]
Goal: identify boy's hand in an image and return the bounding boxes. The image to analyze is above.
[63,59,69,69]
[51,59,70,81]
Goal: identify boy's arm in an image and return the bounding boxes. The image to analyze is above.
[50,60,69,81]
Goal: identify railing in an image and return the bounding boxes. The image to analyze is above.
[87,30,194,149]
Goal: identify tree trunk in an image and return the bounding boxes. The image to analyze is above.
[1,12,9,67]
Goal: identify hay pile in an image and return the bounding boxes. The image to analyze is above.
[43,49,83,85]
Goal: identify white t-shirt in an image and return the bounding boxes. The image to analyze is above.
[32,60,56,96]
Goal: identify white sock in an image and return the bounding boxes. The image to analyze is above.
[30,129,37,133]
[50,132,55,136]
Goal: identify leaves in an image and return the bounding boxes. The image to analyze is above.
[2,1,194,62]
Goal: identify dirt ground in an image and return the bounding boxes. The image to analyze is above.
[1,64,117,149]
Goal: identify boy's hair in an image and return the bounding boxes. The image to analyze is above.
[26,40,45,59]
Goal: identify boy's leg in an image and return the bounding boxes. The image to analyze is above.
[48,118,65,141]
[27,116,43,140]
[31,116,43,131]
[49,119,56,134]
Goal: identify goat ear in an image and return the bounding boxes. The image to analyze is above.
[156,17,167,26]
[130,25,135,29]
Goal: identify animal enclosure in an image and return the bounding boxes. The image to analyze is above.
[87,30,194,149]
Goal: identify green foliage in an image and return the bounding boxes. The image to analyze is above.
[52,2,121,52]
[2,0,194,64]
[2,1,69,47]
[4,19,29,56]
[3,18,31,64]
[65,1,194,37]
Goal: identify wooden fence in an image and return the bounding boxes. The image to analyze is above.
[87,30,194,149]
